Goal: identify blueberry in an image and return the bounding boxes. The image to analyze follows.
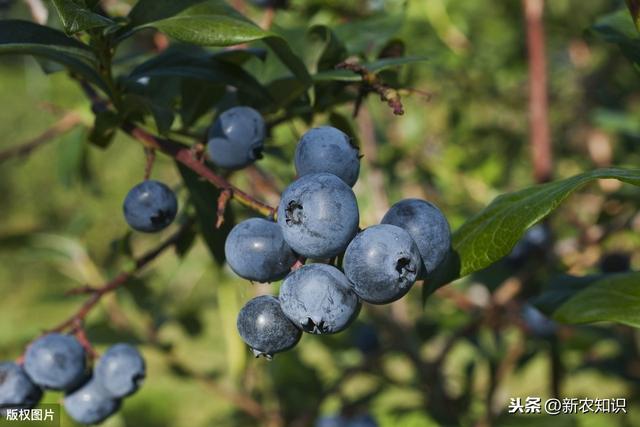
[599,252,631,273]
[277,173,359,259]
[294,126,360,187]
[279,264,361,334]
[94,344,145,399]
[123,180,178,233]
[521,304,556,337]
[24,333,86,391]
[250,0,288,8]
[0,362,42,410]
[506,224,552,267]
[207,106,266,170]
[225,218,297,283]
[237,295,301,359]
[344,224,421,304]
[316,415,347,427]
[381,199,450,276]
[348,414,378,427]
[63,377,120,425]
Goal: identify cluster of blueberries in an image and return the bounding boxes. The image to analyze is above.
[202,107,450,358]
[0,333,145,424]
[121,105,451,359]
[0,105,450,425]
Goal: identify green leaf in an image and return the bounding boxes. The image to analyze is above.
[531,274,604,316]
[51,0,114,34]
[313,56,428,82]
[179,79,226,128]
[426,168,640,292]
[176,163,233,265]
[554,272,640,328]
[121,94,175,136]
[0,20,108,93]
[306,25,347,73]
[626,0,640,32]
[590,9,640,65]
[128,49,272,105]
[128,0,212,27]
[129,1,312,90]
[88,110,121,148]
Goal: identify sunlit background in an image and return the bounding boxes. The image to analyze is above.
[1,0,640,426]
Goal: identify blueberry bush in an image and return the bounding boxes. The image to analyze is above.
[1,0,640,426]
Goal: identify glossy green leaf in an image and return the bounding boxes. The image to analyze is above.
[128,0,219,27]
[121,94,175,136]
[426,168,640,293]
[51,0,114,34]
[0,20,95,61]
[531,274,604,316]
[0,20,108,93]
[306,25,347,73]
[129,1,311,90]
[554,272,640,328]
[128,50,272,105]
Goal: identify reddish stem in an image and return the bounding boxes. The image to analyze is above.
[524,0,553,183]
[49,219,195,333]
[216,189,232,228]
[144,147,156,180]
[78,80,276,218]
[291,257,307,271]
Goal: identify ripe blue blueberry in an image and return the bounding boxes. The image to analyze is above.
[237,295,301,359]
[316,415,347,427]
[506,224,552,267]
[348,414,379,427]
[224,218,297,283]
[123,180,178,233]
[63,377,120,425]
[250,0,288,8]
[207,106,266,170]
[381,199,451,276]
[24,333,86,391]
[0,362,42,410]
[521,304,556,337]
[279,264,361,334]
[294,126,360,187]
[277,173,359,259]
[94,344,145,399]
[344,224,421,304]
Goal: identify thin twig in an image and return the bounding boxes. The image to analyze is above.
[49,219,195,333]
[0,112,83,164]
[144,147,156,180]
[336,60,405,116]
[216,189,232,228]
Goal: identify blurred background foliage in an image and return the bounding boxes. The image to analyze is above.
[1,0,640,426]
